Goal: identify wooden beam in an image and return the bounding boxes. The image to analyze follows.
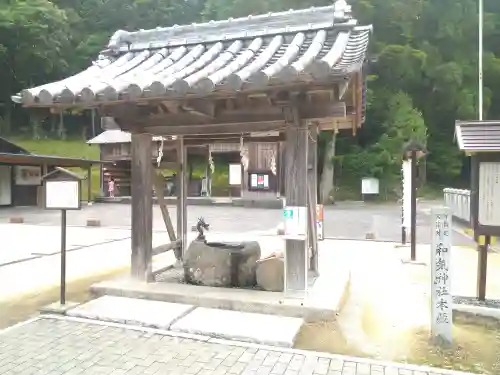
[184,134,285,145]
[146,121,284,136]
[283,102,308,296]
[307,123,318,275]
[131,103,347,130]
[131,134,153,280]
[152,240,181,256]
[338,81,349,100]
[181,99,216,118]
[152,171,176,242]
[176,137,188,260]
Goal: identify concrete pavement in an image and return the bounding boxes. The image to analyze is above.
[0,201,475,245]
[0,316,476,375]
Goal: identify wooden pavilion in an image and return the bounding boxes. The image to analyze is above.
[12,1,371,295]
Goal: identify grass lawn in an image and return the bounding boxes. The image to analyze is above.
[295,309,500,374]
[295,315,500,374]
[0,268,127,330]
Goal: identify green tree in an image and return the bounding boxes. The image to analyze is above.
[0,0,70,134]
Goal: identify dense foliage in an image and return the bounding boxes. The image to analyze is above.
[0,0,497,188]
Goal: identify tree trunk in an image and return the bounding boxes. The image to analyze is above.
[50,114,56,134]
[320,133,336,204]
[31,116,41,140]
[58,113,66,140]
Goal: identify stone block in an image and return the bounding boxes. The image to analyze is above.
[276,223,285,235]
[9,217,24,224]
[365,232,376,240]
[170,307,303,347]
[183,240,261,288]
[67,296,194,329]
[256,255,284,292]
[86,219,101,227]
[40,301,81,315]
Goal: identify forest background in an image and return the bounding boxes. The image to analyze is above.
[1,0,498,200]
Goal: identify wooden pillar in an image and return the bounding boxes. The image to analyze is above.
[99,148,104,196]
[87,165,92,204]
[471,155,488,300]
[283,104,308,295]
[131,134,153,280]
[307,123,319,275]
[176,137,188,257]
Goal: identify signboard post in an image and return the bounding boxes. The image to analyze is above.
[401,160,411,245]
[431,206,453,344]
[43,168,83,306]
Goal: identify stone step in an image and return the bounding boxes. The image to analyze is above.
[170,307,303,348]
[66,296,194,330]
[64,296,303,347]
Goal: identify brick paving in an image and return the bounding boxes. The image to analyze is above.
[0,317,471,375]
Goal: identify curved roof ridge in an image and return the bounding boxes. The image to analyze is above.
[106,2,354,53]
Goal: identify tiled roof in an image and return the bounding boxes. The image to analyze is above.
[455,120,500,152]
[13,0,371,106]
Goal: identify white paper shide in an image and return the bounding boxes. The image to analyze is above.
[430,207,453,344]
[45,180,80,210]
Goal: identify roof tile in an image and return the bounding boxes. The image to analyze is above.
[14,1,372,106]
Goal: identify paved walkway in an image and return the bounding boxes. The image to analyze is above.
[0,225,175,302]
[0,316,473,375]
[0,201,475,245]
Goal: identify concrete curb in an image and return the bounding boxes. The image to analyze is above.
[94,197,285,209]
[453,303,500,320]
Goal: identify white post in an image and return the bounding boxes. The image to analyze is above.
[431,207,453,344]
[479,0,483,121]
[402,160,412,231]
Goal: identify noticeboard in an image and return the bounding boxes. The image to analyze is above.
[247,170,276,192]
[45,180,81,210]
[478,162,500,227]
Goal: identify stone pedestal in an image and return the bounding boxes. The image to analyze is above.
[256,255,284,292]
[183,240,261,287]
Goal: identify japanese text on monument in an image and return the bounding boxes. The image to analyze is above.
[431,207,452,342]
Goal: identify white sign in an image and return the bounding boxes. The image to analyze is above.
[478,162,500,226]
[228,164,242,186]
[402,160,412,229]
[45,180,80,210]
[0,166,12,206]
[430,206,453,344]
[361,177,379,195]
[284,206,307,239]
[15,166,42,186]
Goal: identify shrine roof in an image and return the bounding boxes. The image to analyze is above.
[455,120,500,152]
[13,0,371,107]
